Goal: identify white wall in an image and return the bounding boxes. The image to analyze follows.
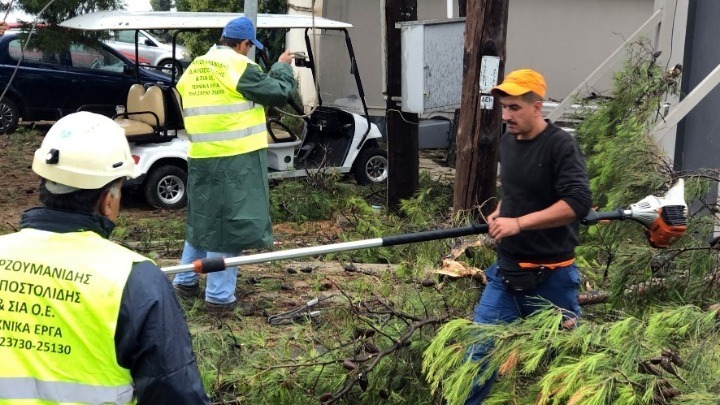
[311,0,657,116]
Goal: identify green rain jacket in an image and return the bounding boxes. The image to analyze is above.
[185,53,295,252]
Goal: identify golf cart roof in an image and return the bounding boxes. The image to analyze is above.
[59,11,352,31]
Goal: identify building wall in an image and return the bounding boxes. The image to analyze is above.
[676,1,720,172]
[314,0,655,116]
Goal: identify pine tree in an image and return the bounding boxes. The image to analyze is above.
[423,39,720,404]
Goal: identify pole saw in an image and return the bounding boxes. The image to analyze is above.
[161,180,688,275]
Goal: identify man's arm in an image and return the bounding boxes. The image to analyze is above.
[237,53,296,107]
[490,200,577,240]
[116,261,209,405]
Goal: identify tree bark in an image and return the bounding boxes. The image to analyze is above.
[453,0,508,220]
[445,3,467,168]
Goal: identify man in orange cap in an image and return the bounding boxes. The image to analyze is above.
[464,69,592,403]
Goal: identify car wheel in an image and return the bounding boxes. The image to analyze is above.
[158,58,183,76]
[0,97,20,134]
[143,165,187,209]
[352,146,388,185]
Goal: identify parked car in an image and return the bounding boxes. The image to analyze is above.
[0,30,173,133]
[118,50,152,65]
[105,29,190,76]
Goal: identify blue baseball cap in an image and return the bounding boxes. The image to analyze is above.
[222,17,264,50]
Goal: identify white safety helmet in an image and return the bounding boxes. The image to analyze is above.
[32,112,139,190]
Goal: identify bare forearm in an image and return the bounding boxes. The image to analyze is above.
[516,200,577,231]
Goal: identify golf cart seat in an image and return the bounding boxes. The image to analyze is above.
[266,120,301,171]
[267,129,296,143]
[114,84,166,141]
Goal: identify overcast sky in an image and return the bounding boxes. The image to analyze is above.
[124,0,153,11]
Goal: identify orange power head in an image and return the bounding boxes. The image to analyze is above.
[644,205,688,248]
[627,179,688,249]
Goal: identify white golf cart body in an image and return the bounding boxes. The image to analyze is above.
[60,12,386,209]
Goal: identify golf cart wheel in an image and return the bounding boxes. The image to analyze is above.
[353,146,388,185]
[0,97,19,134]
[144,165,187,209]
[158,58,183,76]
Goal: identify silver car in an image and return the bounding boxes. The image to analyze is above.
[106,29,190,76]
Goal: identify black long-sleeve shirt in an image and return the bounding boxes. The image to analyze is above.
[18,207,209,405]
[497,122,592,263]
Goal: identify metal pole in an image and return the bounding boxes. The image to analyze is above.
[162,223,489,275]
[384,0,419,212]
[244,0,258,61]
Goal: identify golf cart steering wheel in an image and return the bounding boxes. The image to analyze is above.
[266,118,299,143]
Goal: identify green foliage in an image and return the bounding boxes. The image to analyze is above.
[189,275,479,404]
[573,39,720,311]
[327,173,457,274]
[269,175,353,223]
[149,0,173,11]
[423,38,720,405]
[112,214,185,259]
[176,0,287,62]
[18,0,123,25]
[8,0,123,52]
[266,77,304,137]
[424,306,720,404]
[575,39,677,213]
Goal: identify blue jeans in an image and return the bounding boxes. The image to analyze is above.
[172,241,240,304]
[465,261,581,404]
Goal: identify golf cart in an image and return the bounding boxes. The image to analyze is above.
[59,11,387,210]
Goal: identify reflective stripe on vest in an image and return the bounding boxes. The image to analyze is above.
[0,377,133,404]
[0,229,147,405]
[183,100,255,117]
[177,46,268,159]
[187,122,267,143]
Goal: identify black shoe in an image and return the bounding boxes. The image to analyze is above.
[205,300,238,315]
[174,283,202,299]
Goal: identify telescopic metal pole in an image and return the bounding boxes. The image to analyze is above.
[244,0,258,60]
[162,223,489,275]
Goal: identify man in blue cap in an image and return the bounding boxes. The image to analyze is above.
[173,17,295,314]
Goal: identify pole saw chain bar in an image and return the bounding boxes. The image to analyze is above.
[162,181,688,274]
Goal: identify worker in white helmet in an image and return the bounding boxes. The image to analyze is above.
[0,112,209,404]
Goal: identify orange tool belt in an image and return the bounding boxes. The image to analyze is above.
[517,258,575,270]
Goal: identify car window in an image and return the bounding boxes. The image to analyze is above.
[8,39,63,66]
[115,30,150,45]
[69,44,125,73]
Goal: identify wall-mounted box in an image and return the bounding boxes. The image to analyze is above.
[398,18,465,114]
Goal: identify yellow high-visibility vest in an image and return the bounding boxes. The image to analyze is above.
[177,46,268,158]
[0,229,149,404]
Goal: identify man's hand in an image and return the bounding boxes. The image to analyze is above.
[487,209,500,224]
[278,50,293,65]
[0,22,8,36]
[489,217,522,241]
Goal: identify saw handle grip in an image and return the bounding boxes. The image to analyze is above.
[581,208,627,225]
[192,257,227,274]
